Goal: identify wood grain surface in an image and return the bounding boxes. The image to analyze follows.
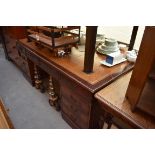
[0,98,14,129]
[95,72,155,128]
[17,38,133,128]
[19,39,133,93]
[29,34,79,48]
[126,27,155,110]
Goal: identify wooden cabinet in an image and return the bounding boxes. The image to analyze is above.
[60,77,92,128]
[1,27,34,85]
[1,27,26,62]
[16,42,34,85]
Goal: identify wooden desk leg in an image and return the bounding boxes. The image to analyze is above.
[34,65,42,89]
[48,75,58,108]
[106,114,113,129]
[102,112,113,129]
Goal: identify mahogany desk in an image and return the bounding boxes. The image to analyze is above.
[95,72,155,128]
[17,39,133,128]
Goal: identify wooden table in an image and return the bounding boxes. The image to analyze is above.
[95,72,155,128]
[0,98,14,129]
[17,39,133,128]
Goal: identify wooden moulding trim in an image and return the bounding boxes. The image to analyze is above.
[37,26,51,32]
[63,31,79,37]
[37,26,80,33]
[18,41,133,93]
[0,98,14,129]
[95,94,146,129]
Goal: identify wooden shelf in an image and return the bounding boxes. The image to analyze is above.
[27,26,80,49]
[29,34,79,49]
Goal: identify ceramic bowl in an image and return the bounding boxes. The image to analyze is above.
[105,38,118,47]
[126,50,137,62]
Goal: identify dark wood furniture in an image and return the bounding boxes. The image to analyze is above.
[0,27,9,59]
[0,97,14,129]
[1,26,138,128]
[1,26,34,85]
[126,26,155,118]
[95,72,155,129]
[84,26,97,73]
[1,27,26,62]
[27,26,80,56]
[16,37,133,128]
[128,26,139,50]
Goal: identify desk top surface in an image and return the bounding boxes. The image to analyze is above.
[19,39,133,93]
[95,72,155,128]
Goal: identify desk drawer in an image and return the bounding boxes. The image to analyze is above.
[21,60,30,77]
[61,96,89,128]
[38,60,60,80]
[25,51,39,65]
[61,76,92,100]
[61,84,91,128]
[61,85,90,114]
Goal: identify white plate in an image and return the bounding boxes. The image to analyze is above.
[97,46,120,55]
[100,58,127,67]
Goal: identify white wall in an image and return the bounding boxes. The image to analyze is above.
[81,26,145,50]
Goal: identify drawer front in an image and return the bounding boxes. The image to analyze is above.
[16,43,31,76]
[61,77,92,101]
[61,85,91,128]
[25,50,39,64]
[61,85,90,114]
[39,60,61,80]
[16,42,26,58]
[21,60,30,77]
[6,39,17,54]
[23,46,61,80]
[61,96,90,128]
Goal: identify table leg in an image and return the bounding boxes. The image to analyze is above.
[34,65,42,89]
[102,111,113,129]
[48,75,58,108]
[106,114,113,129]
